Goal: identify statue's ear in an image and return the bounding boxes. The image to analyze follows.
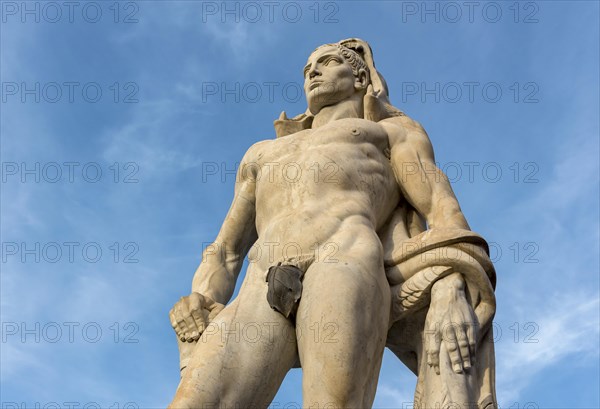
[355,68,369,91]
[340,38,390,102]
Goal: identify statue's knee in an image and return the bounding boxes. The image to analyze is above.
[305,389,363,409]
[305,398,358,409]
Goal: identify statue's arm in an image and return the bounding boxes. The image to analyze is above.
[169,143,261,346]
[382,116,479,374]
[382,115,468,288]
[381,115,469,231]
[190,144,261,304]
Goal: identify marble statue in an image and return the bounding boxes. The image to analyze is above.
[168,39,497,409]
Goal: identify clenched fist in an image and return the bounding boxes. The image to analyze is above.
[169,292,225,343]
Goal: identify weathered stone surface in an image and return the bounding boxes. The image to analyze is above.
[168,39,497,409]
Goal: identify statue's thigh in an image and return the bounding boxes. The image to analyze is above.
[296,257,391,407]
[173,279,298,408]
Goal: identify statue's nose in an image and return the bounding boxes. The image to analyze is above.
[308,66,321,79]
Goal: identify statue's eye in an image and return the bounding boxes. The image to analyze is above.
[324,57,340,66]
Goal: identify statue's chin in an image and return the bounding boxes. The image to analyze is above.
[307,87,362,116]
[307,90,341,115]
[307,100,337,116]
[307,106,319,116]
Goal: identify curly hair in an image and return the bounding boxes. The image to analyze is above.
[311,43,370,78]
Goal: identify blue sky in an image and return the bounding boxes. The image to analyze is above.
[1,1,599,408]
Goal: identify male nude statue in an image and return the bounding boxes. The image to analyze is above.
[168,39,497,408]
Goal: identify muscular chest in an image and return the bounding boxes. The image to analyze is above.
[250,118,397,206]
[261,118,390,165]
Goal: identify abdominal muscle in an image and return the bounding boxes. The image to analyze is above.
[247,118,400,276]
[250,185,397,277]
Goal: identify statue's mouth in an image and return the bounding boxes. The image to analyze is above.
[308,81,323,91]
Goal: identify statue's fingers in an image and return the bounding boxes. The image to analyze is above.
[189,308,206,338]
[180,302,200,342]
[172,306,190,342]
[457,300,477,356]
[184,293,207,340]
[445,325,463,374]
[426,326,441,375]
[169,309,181,336]
[465,321,477,363]
[457,327,471,371]
[175,298,197,341]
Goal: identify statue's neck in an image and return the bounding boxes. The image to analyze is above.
[312,96,364,129]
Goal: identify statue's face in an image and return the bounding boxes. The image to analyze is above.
[303,46,365,115]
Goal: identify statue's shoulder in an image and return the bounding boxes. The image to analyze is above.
[236,140,274,181]
[242,139,274,163]
[379,114,424,135]
[378,114,431,151]
[248,139,273,150]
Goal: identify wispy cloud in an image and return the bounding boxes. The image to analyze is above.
[2,2,598,407]
[100,99,206,180]
[491,94,599,404]
[374,382,415,409]
[201,18,276,64]
[497,294,599,403]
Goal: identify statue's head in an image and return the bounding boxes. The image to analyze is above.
[274,39,403,138]
[303,42,370,114]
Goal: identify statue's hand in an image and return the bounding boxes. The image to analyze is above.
[425,273,478,375]
[169,292,225,343]
[363,84,389,122]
